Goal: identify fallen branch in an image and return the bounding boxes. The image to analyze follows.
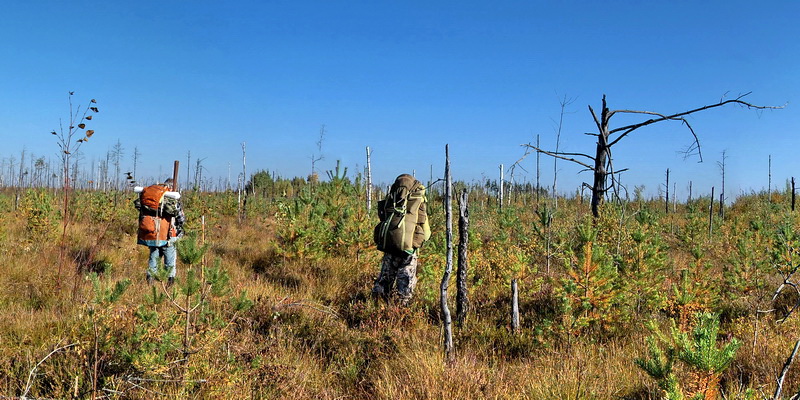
[774,339,800,400]
[22,342,78,399]
[273,296,340,319]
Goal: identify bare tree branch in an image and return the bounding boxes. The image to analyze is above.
[608,94,783,148]
[521,144,595,170]
[589,105,603,133]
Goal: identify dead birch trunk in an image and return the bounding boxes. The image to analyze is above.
[456,189,469,327]
[440,144,454,359]
[511,279,520,333]
[499,164,504,210]
[366,146,372,213]
[239,142,247,223]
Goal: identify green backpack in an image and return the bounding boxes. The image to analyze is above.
[374,174,431,255]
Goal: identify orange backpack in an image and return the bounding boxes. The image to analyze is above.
[140,184,169,213]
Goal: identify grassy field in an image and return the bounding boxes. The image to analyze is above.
[1,177,799,399]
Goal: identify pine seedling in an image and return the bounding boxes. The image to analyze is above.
[636,313,740,400]
[177,232,209,266]
[676,313,740,400]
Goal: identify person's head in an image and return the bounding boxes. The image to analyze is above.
[163,178,174,189]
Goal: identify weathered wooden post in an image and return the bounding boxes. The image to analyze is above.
[792,177,796,211]
[440,144,454,359]
[456,189,469,327]
[511,279,520,333]
[172,160,180,191]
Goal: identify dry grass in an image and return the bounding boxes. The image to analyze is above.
[2,188,800,399]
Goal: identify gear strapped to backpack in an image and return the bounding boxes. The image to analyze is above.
[374,174,431,255]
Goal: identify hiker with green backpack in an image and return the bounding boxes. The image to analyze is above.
[134,178,185,286]
[372,174,431,305]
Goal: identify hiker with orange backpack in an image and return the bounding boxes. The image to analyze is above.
[372,174,431,306]
[134,178,185,286]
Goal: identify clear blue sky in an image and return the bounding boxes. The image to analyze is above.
[1,1,797,199]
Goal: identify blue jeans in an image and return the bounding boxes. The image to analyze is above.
[148,244,176,278]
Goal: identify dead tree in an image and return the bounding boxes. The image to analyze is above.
[524,93,782,218]
[499,164,504,210]
[718,150,728,219]
[440,144,454,359]
[709,187,715,239]
[366,146,372,213]
[511,279,520,333]
[456,189,469,326]
[665,168,670,214]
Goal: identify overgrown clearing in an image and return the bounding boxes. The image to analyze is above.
[1,176,799,399]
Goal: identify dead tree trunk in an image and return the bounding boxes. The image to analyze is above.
[718,150,727,219]
[456,189,469,327]
[665,168,670,214]
[768,155,772,200]
[536,134,540,204]
[366,146,372,214]
[440,144,454,359]
[511,279,520,333]
[709,187,715,239]
[589,97,612,218]
[499,164,504,211]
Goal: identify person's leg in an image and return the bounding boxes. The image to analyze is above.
[372,253,398,301]
[163,244,177,279]
[147,246,160,280]
[395,252,418,306]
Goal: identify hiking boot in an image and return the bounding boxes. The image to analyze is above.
[167,277,175,288]
[146,274,154,285]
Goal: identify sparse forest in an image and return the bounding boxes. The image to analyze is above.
[2,163,800,399]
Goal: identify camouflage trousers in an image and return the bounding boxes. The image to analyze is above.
[372,252,418,305]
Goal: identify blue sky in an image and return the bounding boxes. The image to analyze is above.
[1,1,797,198]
